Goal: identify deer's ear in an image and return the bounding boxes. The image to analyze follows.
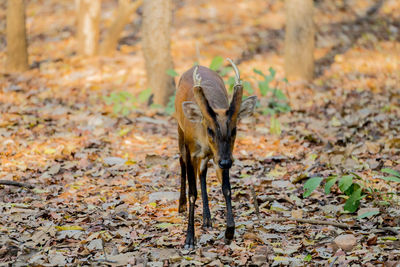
[193,86,216,121]
[182,101,202,122]
[227,85,243,122]
[238,96,257,119]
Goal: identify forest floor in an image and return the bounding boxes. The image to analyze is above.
[1,0,400,266]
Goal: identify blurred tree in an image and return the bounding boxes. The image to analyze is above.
[77,0,101,56]
[142,0,175,106]
[6,0,28,72]
[100,0,142,55]
[284,0,314,81]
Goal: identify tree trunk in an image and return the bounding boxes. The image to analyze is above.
[284,0,314,81]
[100,0,142,55]
[77,0,101,56]
[142,0,175,106]
[6,0,28,72]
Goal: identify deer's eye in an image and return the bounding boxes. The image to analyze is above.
[231,127,237,136]
[207,127,215,138]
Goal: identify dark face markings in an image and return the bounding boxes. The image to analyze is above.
[206,114,237,164]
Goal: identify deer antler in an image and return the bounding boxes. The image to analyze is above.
[227,58,241,86]
[193,65,202,87]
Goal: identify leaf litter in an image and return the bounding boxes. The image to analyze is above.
[0,0,400,266]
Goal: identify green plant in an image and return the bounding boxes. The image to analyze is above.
[209,56,233,76]
[379,168,400,183]
[227,66,290,135]
[103,88,151,116]
[303,173,364,213]
[303,168,400,213]
[166,69,179,77]
[165,92,176,115]
[253,67,291,115]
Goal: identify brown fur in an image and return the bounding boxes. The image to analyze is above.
[175,66,241,175]
[175,64,257,248]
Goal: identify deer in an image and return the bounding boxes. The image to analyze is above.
[175,58,257,249]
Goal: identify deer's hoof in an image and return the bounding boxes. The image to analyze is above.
[184,235,195,250]
[178,202,187,213]
[202,217,212,230]
[224,226,235,243]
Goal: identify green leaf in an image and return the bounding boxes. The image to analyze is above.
[350,172,362,180]
[226,76,235,92]
[269,67,276,78]
[344,183,360,196]
[303,177,323,198]
[270,116,281,135]
[138,88,152,103]
[379,176,400,183]
[381,168,400,177]
[357,210,380,219]
[121,107,130,116]
[113,103,122,114]
[253,68,265,77]
[344,188,362,213]
[166,69,179,77]
[150,103,163,109]
[165,93,176,115]
[219,66,232,76]
[119,127,131,136]
[243,81,254,94]
[339,175,353,193]
[119,91,133,100]
[382,236,398,241]
[325,177,337,194]
[274,102,291,113]
[209,56,224,71]
[303,254,312,262]
[262,107,275,116]
[110,92,118,99]
[258,81,270,96]
[274,89,287,100]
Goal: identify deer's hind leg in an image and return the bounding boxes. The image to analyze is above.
[178,126,187,213]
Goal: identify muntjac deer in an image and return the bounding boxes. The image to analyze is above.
[175,59,257,249]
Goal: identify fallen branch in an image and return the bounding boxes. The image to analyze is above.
[378,226,399,235]
[0,180,34,189]
[263,217,352,229]
[329,256,339,267]
[250,185,261,220]
[250,185,353,229]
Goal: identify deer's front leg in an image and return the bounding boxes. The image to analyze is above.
[184,152,197,249]
[217,168,235,244]
[199,159,211,229]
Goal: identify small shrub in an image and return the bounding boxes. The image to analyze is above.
[103,88,151,117]
[303,168,400,213]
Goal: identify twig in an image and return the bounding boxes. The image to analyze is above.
[101,236,108,262]
[115,215,128,223]
[329,256,338,267]
[378,226,399,235]
[262,217,352,229]
[92,259,117,264]
[0,180,34,189]
[250,185,261,220]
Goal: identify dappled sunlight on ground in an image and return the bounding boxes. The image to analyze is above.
[1,0,400,265]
